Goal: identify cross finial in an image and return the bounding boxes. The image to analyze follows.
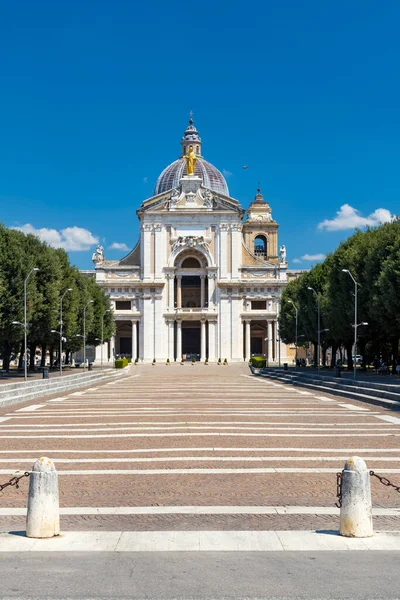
[189,109,194,123]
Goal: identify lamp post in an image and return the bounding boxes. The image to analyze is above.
[288,300,298,369]
[83,300,93,370]
[19,267,39,381]
[101,309,110,370]
[59,288,72,377]
[342,269,367,380]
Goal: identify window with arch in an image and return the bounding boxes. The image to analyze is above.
[196,145,199,154]
[181,257,201,268]
[183,146,187,155]
[254,235,267,258]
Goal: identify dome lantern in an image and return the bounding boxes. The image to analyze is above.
[181,111,202,158]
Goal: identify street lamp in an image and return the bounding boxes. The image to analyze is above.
[14,267,39,381]
[83,300,94,370]
[59,288,72,377]
[288,299,298,369]
[342,269,367,380]
[101,309,111,370]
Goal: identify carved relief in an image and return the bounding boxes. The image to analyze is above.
[171,236,209,252]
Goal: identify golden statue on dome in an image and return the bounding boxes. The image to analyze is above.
[184,145,197,176]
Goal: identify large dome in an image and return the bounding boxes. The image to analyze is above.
[154,157,229,197]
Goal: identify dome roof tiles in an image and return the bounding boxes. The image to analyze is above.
[154,157,229,197]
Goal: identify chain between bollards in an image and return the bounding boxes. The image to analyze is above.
[0,472,30,493]
[370,470,400,494]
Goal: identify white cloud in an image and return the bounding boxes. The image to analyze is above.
[318,204,394,231]
[143,177,148,183]
[222,169,232,177]
[12,224,98,251]
[110,242,129,251]
[292,258,302,264]
[301,253,326,261]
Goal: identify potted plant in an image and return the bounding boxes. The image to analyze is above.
[135,357,139,364]
[152,358,156,366]
[180,356,184,365]
[205,357,209,365]
[191,356,196,365]
[217,358,221,365]
[166,358,170,366]
[223,358,228,365]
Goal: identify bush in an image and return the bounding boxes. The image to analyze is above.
[115,357,129,369]
[191,357,196,363]
[135,358,139,364]
[250,356,266,368]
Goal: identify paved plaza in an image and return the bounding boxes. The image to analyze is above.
[1,363,400,535]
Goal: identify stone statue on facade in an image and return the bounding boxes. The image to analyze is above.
[183,145,197,176]
[172,235,209,252]
[279,245,287,263]
[92,244,104,265]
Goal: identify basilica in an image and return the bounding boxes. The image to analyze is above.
[92,117,291,363]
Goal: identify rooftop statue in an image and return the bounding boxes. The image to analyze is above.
[92,244,104,265]
[183,145,197,176]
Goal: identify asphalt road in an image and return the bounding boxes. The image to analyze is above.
[1,551,399,599]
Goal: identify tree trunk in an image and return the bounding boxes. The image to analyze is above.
[330,342,338,368]
[358,340,367,371]
[2,343,11,371]
[18,340,24,369]
[41,345,46,368]
[345,342,353,371]
[49,347,54,368]
[313,342,318,367]
[29,343,36,370]
[322,347,327,367]
[391,337,399,375]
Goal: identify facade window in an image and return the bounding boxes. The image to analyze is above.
[254,235,267,257]
[196,145,199,154]
[251,300,266,310]
[115,300,131,311]
[111,288,115,293]
[181,257,201,268]
[183,146,186,154]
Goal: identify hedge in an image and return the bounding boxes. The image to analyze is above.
[115,357,129,368]
[250,356,266,368]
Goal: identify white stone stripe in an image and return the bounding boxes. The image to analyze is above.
[0,426,394,433]
[1,505,400,516]
[338,403,370,411]
[1,432,398,439]
[0,417,10,423]
[0,421,386,427]
[2,456,400,463]
[376,415,400,424]
[15,404,46,412]
[2,530,400,551]
[0,446,398,454]
[3,467,400,475]
[5,412,379,418]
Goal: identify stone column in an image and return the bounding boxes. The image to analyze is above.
[208,275,215,307]
[131,320,137,361]
[110,335,116,360]
[176,275,182,309]
[176,320,182,361]
[200,320,206,361]
[267,321,273,363]
[208,320,216,362]
[245,320,251,361]
[200,275,205,308]
[168,320,174,361]
[168,275,174,311]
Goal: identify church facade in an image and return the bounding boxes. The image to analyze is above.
[93,118,289,363]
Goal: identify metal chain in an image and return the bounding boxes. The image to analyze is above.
[370,470,400,494]
[335,471,343,508]
[0,472,30,493]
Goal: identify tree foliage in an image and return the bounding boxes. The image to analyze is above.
[279,219,400,371]
[0,224,114,369]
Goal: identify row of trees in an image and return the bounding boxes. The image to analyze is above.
[279,219,400,373]
[0,224,114,370]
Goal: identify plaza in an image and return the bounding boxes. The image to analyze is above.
[1,364,400,536]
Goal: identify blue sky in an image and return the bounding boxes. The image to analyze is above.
[1,0,399,269]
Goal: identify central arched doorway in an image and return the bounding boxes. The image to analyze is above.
[181,321,201,359]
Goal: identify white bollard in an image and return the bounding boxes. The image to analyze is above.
[26,457,60,538]
[339,456,373,538]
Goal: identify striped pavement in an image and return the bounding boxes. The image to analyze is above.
[1,363,400,533]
